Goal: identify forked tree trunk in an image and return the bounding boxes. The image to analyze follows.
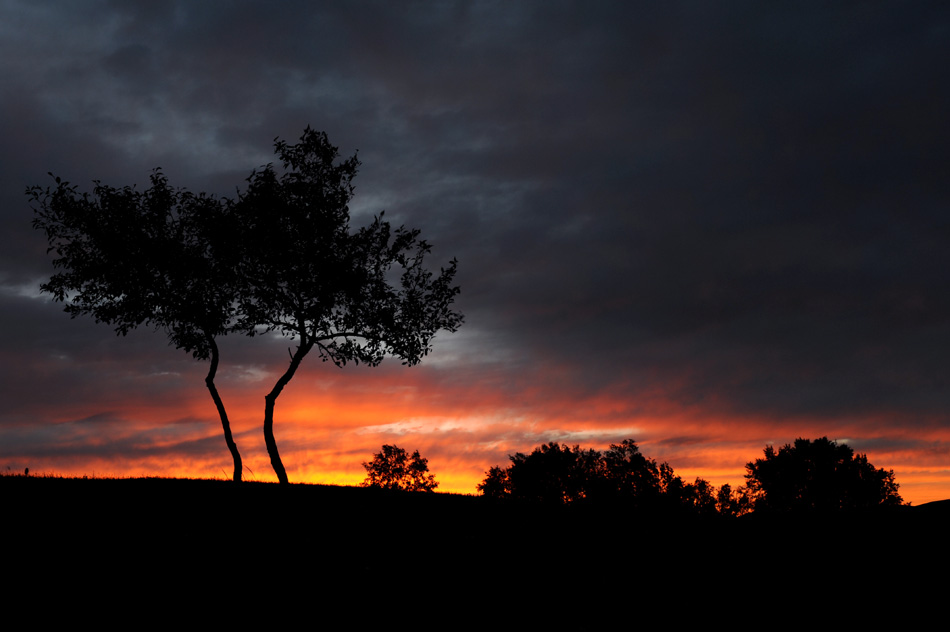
[205,336,243,482]
[263,340,312,484]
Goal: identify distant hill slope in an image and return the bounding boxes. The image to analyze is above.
[3,474,946,626]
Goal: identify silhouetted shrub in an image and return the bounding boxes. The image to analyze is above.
[744,437,903,513]
[479,439,721,514]
[716,483,754,517]
[476,466,510,499]
[362,445,438,492]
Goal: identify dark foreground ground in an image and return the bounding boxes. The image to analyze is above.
[3,475,948,627]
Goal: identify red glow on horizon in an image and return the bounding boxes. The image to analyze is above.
[8,362,950,506]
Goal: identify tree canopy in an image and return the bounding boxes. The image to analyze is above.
[29,127,463,485]
[230,128,463,483]
[744,437,903,513]
[30,170,236,348]
[362,445,438,492]
[479,439,720,514]
[29,171,244,481]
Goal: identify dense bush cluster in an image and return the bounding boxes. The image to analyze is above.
[744,437,902,512]
[477,436,903,515]
[477,439,744,515]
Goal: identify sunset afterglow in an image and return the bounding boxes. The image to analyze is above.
[2,2,949,507]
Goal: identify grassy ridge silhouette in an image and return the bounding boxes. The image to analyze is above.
[3,473,944,626]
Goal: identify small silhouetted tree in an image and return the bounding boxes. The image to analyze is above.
[29,171,245,481]
[744,437,903,513]
[686,477,718,515]
[602,439,662,506]
[716,483,754,517]
[232,128,463,483]
[653,462,718,514]
[362,445,438,492]
[476,466,510,499]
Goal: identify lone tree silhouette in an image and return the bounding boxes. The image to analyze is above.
[362,444,438,492]
[231,128,463,483]
[744,437,903,512]
[29,127,462,484]
[29,172,245,481]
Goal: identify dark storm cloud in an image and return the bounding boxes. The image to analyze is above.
[439,2,950,422]
[1,0,949,485]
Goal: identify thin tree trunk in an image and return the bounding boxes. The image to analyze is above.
[263,340,312,484]
[205,336,242,482]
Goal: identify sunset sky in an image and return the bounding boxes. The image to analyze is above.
[2,1,949,503]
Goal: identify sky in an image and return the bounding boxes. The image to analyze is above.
[2,1,949,503]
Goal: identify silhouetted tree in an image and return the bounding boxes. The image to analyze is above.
[744,437,903,513]
[651,462,720,514]
[29,171,245,481]
[231,128,463,483]
[480,439,726,514]
[362,445,438,492]
[503,442,597,504]
[476,466,510,499]
[716,483,754,517]
[602,439,662,506]
[32,128,463,485]
[657,462,686,505]
[686,477,718,515]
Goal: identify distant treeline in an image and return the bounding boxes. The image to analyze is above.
[475,436,904,515]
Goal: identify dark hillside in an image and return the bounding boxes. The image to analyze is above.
[3,476,946,626]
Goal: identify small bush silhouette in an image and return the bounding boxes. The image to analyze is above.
[362,445,438,492]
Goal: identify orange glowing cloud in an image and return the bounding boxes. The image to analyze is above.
[9,351,950,506]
